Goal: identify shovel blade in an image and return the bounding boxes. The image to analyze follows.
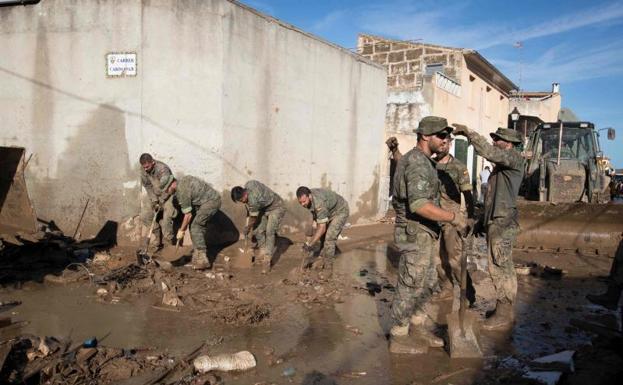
[447,311,482,358]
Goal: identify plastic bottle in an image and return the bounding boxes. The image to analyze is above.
[193,351,256,373]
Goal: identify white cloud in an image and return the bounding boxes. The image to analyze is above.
[310,9,347,32]
[491,40,623,90]
[346,1,623,49]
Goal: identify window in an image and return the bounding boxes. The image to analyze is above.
[425,63,444,76]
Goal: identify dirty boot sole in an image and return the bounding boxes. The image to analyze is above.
[412,330,444,348]
[481,317,514,331]
[389,336,429,354]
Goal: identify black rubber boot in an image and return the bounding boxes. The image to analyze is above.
[586,285,622,310]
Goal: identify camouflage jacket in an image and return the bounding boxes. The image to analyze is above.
[140,160,173,203]
[244,180,283,216]
[175,175,221,214]
[436,155,471,211]
[466,131,524,224]
[309,188,349,224]
[392,146,441,236]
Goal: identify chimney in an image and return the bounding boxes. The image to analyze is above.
[552,83,560,93]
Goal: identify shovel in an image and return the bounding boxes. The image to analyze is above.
[447,229,482,358]
[137,209,158,265]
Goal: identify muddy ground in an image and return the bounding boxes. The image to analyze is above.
[1,223,621,384]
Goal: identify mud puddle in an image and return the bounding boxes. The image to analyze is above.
[1,225,618,384]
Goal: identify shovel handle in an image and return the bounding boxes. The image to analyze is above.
[458,228,474,335]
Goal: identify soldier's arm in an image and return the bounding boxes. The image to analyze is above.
[309,203,329,244]
[466,131,520,169]
[405,160,455,223]
[141,173,158,203]
[458,165,475,218]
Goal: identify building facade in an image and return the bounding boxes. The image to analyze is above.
[357,34,518,209]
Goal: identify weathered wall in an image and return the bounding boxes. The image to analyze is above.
[0,0,387,242]
[509,93,561,123]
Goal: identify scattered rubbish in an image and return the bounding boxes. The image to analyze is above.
[358,268,368,277]
[73,248,93,262]
[523,370,563,385]
[337,235,349,240]
[193,351,256,373]
[96,288,108,297]
[92,252,111,264]
[337,371,367,379]
[530,350,575,373]
[345,324,363,335]
[282,366,296,377]
[162,286,184,307]
[82,337,97,348]
[365,282,382,296]
[205,272,217,279]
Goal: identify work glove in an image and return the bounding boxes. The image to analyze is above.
[302,242,315,253]
[176,229,185,241]
[451,123,470,137]
[151,201,161,212]
[385,136,399,151]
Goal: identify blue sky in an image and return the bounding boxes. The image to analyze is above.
[241,0,623,168]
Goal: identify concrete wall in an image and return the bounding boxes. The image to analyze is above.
[509,93,561,123]
[0,0,387,242]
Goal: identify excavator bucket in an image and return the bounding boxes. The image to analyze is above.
[0,146,37,247]
[517,200,623,258]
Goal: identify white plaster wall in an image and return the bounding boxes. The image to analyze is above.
[0,0,387,240]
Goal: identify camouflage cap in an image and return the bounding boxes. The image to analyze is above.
[490,127,522,144]
[159,175,175,191]
[415,116,453,135]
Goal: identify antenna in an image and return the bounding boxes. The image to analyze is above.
[513,41,523,92]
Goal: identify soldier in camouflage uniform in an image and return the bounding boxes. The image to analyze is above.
[139,153,177,251]
[296,186,349,271]
[389,116,471,353]
[435,140,475,301]
[166,175,222,270]
[231,181,286,272]
[587,239,623,310]
[453,125,524,330]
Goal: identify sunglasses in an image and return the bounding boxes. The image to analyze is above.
[435,132,453,140]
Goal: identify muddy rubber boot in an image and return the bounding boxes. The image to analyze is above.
[586,285,622,310]
[482,301,514,331]
[192,249,211,270]
[389,324,409,337]
[261,254,272,274]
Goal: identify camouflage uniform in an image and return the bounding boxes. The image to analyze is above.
[437,156,472,285]
[175,175,222,251]
[140,160,177,244]
[244,180,286,257]
[390,146,441,327]
[466,130,524,305]
[307,188,349,259]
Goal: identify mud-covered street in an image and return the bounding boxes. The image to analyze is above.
[1,223,621,384]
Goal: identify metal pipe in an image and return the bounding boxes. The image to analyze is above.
[0,0,39,7]
[557,120,563,166]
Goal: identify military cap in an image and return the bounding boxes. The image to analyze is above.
[415,116,453,135]
[159,174,175,191]
[490,127,522,144]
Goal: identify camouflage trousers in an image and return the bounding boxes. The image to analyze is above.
[141,197,177,244]
[189,198,221,251]
[253,207,286,257]
[320,209,349,259]
[487,217,519,304]
[391,225,440,326]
